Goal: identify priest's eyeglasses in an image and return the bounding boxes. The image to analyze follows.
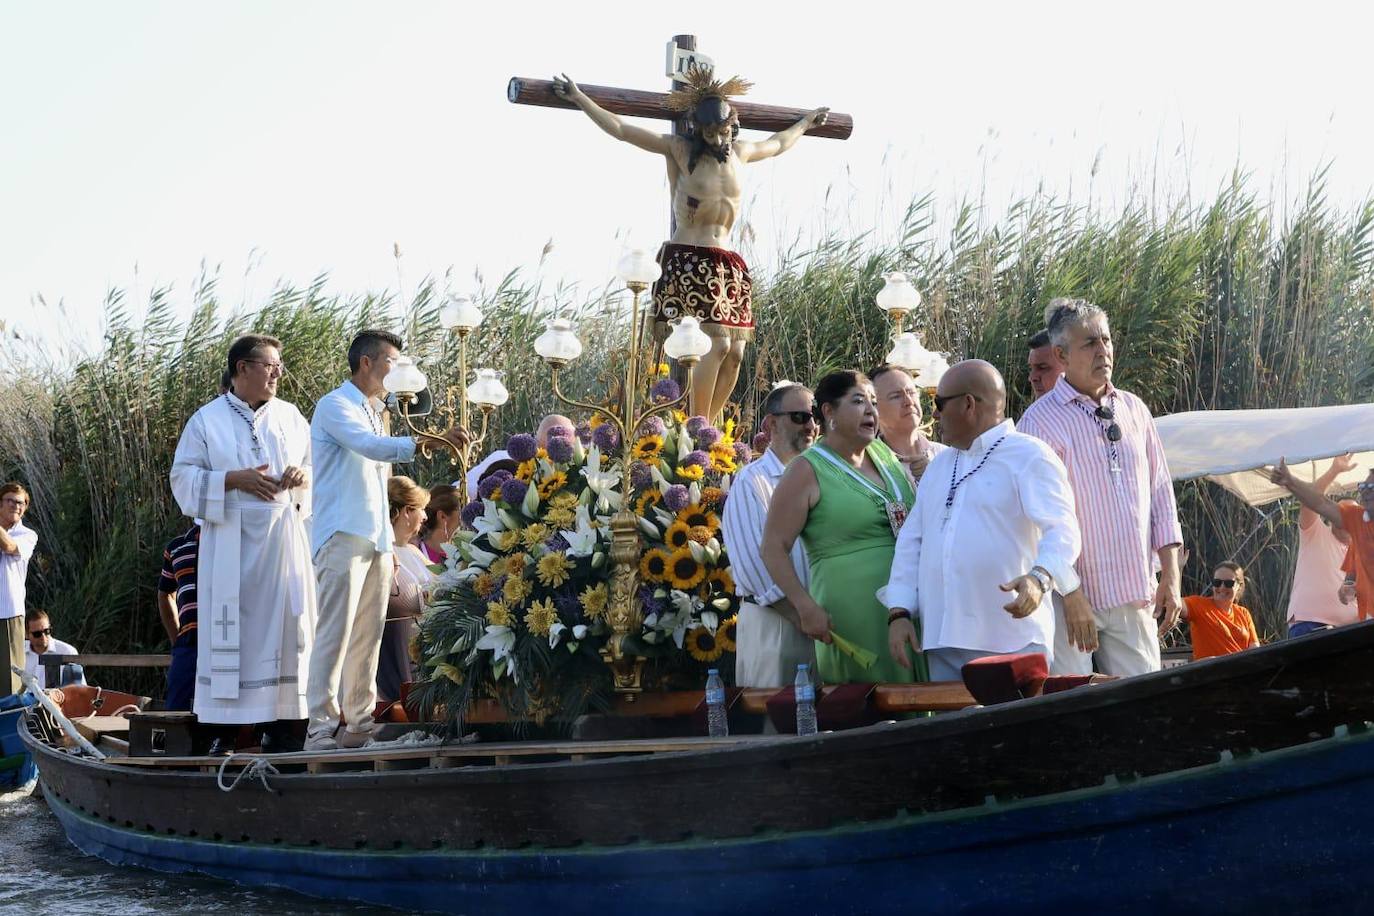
[245,359,286,376]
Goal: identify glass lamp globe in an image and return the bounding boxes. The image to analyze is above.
[439,296,484,333]
[382,356,428,396]
[876,272,921,316]
[466,368,509,408]
[662,317,714,364]
[885,332,933,373]
[616,249,662,287]
[533,317,583,366]
[913,352,951,389]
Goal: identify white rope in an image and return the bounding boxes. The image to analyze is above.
[363,730,443,749]
[216,753,280,793]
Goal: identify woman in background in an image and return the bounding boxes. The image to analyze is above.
[1183,561,1260,660]
[377,477,434,705]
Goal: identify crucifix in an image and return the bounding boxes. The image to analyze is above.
[507,35,852,422]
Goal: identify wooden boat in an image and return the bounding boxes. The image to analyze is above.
[22,620,1374,915]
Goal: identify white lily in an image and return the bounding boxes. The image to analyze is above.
[548,621,566,649]
[702,610,719,632]
[521,478,541,516]
[560,505,599,557]
[460,539,500,568]
[705,537,721,564]
[689,481,701,504]
[637,515,659,538]
[688,539,706,563]
[653,506,676,528]
[472,498,508,538]
[581,443,623,512]
[572,624,588,640]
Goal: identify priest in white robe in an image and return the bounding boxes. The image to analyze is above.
[170,334,316,751]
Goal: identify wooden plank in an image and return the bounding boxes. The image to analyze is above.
[98,735,130,754]
[75,716,131,743]
[506,77,853,141]
[40,653,172,671]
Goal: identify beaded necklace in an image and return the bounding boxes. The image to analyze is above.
[1071,394,1121,473]
[943,435,1007,525]
[223,393,267,461]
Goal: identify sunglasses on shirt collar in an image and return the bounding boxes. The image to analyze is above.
[1091,404,1123,442]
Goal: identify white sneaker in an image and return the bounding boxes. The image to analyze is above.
[337,728,375,750]
[304,731,338,752]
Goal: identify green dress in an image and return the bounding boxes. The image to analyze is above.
[798,439,929,684]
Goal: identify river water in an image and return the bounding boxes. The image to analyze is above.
[0,789,394,915]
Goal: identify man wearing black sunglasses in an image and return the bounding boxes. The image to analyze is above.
[721,382,818,686]
[21,608,84,690]
[1270,460,1374,620]
[1019,299,1184,678]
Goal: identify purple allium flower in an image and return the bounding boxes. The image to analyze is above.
[685,415,709,435]
[638,415,666,437]
[553,588,580,617]
[460,499,484,529]
[733,441,752,465]
[543,425,573,442]
[695,426,722,449]
[506,433,538,463]
[477,475,505,500]
[575,421,593,445]
[545,435,574,464]
[663,484,691,512]
[682,450,710,469]
[499,477,529,506]
[639,585,666,616]
[544,533,570,553]
[630,461,653,490]
[650,378,681,403]
[592,423,620,452]
[751,431,771,454]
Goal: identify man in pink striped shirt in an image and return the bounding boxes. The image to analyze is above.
[1018,298,1184,676]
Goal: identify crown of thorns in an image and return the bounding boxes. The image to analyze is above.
[664,65,753,113]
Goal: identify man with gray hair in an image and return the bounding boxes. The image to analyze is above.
[720,382,818,686]
[1018,298,1183,677]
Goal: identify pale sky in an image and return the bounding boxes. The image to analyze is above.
[3,0,1372,364]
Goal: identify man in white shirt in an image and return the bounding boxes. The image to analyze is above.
[720,383,818,687]
[882,360,1081,681]
[22,609,85,689]
[308,329,466,751]
[1,482,38,696]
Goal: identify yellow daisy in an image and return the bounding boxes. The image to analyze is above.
[536,551,573,588]
[655,362,671,378]
[486,600,513,627]
[519,523,551,550]
[503,574,533,606]
[550,492,578,510]
[472,572,496,600]
[589,412,606,430]
[667,547,706,590]
[664,520,692,550]
[672,409,688,424]
[524,597,558,637]
[685,626,725,662]
[544,506,575,529]
[639,548,671,583]
[580,582,609,619]
[688,525,713,546]
[503,553,528,577]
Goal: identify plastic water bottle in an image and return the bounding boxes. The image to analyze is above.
[705,668,728,737]
[795,663,818,736]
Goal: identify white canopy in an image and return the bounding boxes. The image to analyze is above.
[1156,404,1374,506]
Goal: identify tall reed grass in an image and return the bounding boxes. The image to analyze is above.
[2,176,1371,692]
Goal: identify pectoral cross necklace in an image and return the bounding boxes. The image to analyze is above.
[943,435,1007,527]
[224,394,266,461]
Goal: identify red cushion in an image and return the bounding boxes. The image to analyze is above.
[960,653,1049,705]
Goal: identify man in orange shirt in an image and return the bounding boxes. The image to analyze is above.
[1269,461,1374,620]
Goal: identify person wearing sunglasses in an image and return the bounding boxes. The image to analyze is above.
[21,608,84,689]
[0,482,38,696]
[1181,562,1260,660]
[1018,298,1184,678]
[870,364,946,483]
[721,382,818,687]
[1269,460,1374,622]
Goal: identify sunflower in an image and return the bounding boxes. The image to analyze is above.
[710,452,737,474]
[515,458,537,482]
[519,523,551,550]
[639,547,672,583]
[503,553,529,577]
[580,582,609,619]
[717,615,738,653]
[707,567,735,595]
[677,464,705,482]
[524,597,558,637]
[685,625,725,662]
[537,470,568,500]
[635,489,663,516]
[486,600,513,627]
[667,547,706,589]
[664,520,693,550]
[633,435,665,461]
[502,574,533,606]
[672,409,688,424]
[676,506,720,532]
[536,551,573,587]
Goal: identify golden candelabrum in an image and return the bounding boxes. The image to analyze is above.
[383,297,509,505]
[876,272,949,413]
[534,250,713,696]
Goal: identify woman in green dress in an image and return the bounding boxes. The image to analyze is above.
[762,370,929,684]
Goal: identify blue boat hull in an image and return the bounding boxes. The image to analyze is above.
[44,723,1374,915]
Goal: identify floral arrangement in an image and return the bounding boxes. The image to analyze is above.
[411,376,751,731]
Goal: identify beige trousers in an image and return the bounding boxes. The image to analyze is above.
[3,616,23,695]
[734,600,817,688]
[1051,596,1161,677]
[308,532,391,738]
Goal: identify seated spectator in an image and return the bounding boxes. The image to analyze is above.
[377,476,435,704]
[156,522,201,711]
[22,608,85,689]
[464,413,573,497]
[1182,562,1260,660]
[417,484,461,564]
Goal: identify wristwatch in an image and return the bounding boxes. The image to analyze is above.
[1027,566,1053,594]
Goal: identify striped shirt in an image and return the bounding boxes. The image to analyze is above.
[156,524,201,646]
[1018,375,1182,611]
[721,448,809,606]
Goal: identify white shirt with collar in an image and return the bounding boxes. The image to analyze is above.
[24,637,79,688]
[880,419,1082,655]
[0,522,38,620]
[721,447,809,604]
[310,380,417,556]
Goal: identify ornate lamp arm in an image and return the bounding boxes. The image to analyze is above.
[549,367,629,444]
[395,397,491,504]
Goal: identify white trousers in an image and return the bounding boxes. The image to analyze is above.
[926,643,1049,683]
[308,532,391,738]
[734,601,817,688]
[1051,596,1160,677]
